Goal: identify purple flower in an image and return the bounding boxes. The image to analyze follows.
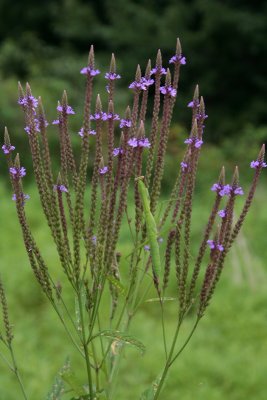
[80,66,100,76]
[169,54,186,65]
[90,112,106,121]
[219,184,232,197]
[105,72,121,80]
[127,137,138,148]
[9,166,26,178]
[52,119,60,125]
[2,144,15,154]
[142,77,154,87]
[129,77,154,91]
[127,137,150,148]
[180,161,188,171]
[99,166,108,175]
[12,193,30,202]
[250,160,267,169]
[144,245,150,251]
[150,66,167,76]
[187,99,199,108]
[207,240,224,252]
[160,86,177,97]
[78,128,96,137]
[234,186,244,196]
[184,137,203,149]
[196,112,208,121]
[57,105,75,115]
[102,113,120,121]
[211,183,222,193]
[120,119,132,129]
[53,184,68,193]
[18,95,38,109]
[113,147,123,157]
[138,138,151,148]
[92,235,97,245]
[218,209,226,218]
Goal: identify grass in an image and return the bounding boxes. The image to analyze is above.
[0,170,266,399]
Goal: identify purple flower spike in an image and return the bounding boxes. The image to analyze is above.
[250,160,267,169]
[150,66,167,76]
[99,166,108,175]
[218,209,226,218]
[169,54,186,65]
[53,184,68,193]
[102,113,120,121]
[105,72,121,80]
[57,105,75,115]
[90,112,106,121]
[120,119,132,129]
[2,144,15,154]
[180,161,188,171]
[144,245,150,251]
[80,66,100,76]
[113,147,123,157]
[160,86,177,97]
[9,166,26,178]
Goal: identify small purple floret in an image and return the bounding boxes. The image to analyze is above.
[53,184,68,193]
[80,66,100,76]
[169,54,186,65]
[160,86,177,97]
[120,119,132,129]
[150,66,167,76]
[184,137,203,149]
[18,95,38,109]
[250,160,267,169]
[180,161,188,171]
[12,193,30,202]
[52,119,60,125]
[2,144,15,154]
[144,245,150,251]
[187,99,199,108]
[234,186,244,196]
[113,147,123,157]
[207,240,224,252]
[218,209,226,218]
[105,72,121,80]
[57,105,75,115]
[9,166,26,178]
[127,137,150,148]
[78,128,96,137]
[99,166,108,175]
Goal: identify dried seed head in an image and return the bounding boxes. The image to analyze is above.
[193,84,199,101]
[25,82,32,97]
[192,119,198,137]
[176,38,182,55]
[18,81,24,99]
[218,166,225,186]
[110,53,116,73]
[125,106,131,120]
[62,90,68,107]
[137,121,145,138]
[199,96,205,114]
[37,96,44,114]
[96,94,102,113]
[108,100,114,114]
[57,172,62,186]
[88,45,95,68]
[14,153,21,169]
[165,69,172,86]
[156,49,162,68]
[145,60,151,78]
[4,127,11,146]
[258,144,265,162]
[135,65,142,82]
[232,166,239,187]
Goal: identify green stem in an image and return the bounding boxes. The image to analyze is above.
[9,345,28,400]
[77,291,94,399]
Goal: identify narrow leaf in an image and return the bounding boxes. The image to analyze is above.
[93,330,145,355]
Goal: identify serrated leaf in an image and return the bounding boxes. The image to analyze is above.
[145,297,177,303]
[93,330,145,355]
[106,275,126,297]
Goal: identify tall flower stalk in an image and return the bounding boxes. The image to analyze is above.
[1,39,265,400]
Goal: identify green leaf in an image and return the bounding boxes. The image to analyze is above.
[140,376,162,400]
[145,297,177,303]
[46,358,70,400]
[60,369,87,397]
[93,330,145,355]
[106,275,126,297]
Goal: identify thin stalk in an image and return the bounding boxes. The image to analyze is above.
[77,291,94,399]
[9,345,28,400]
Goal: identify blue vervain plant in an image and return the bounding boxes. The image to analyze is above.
[1,39,266,399]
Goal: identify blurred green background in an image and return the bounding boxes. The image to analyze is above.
[0,0,267,399]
